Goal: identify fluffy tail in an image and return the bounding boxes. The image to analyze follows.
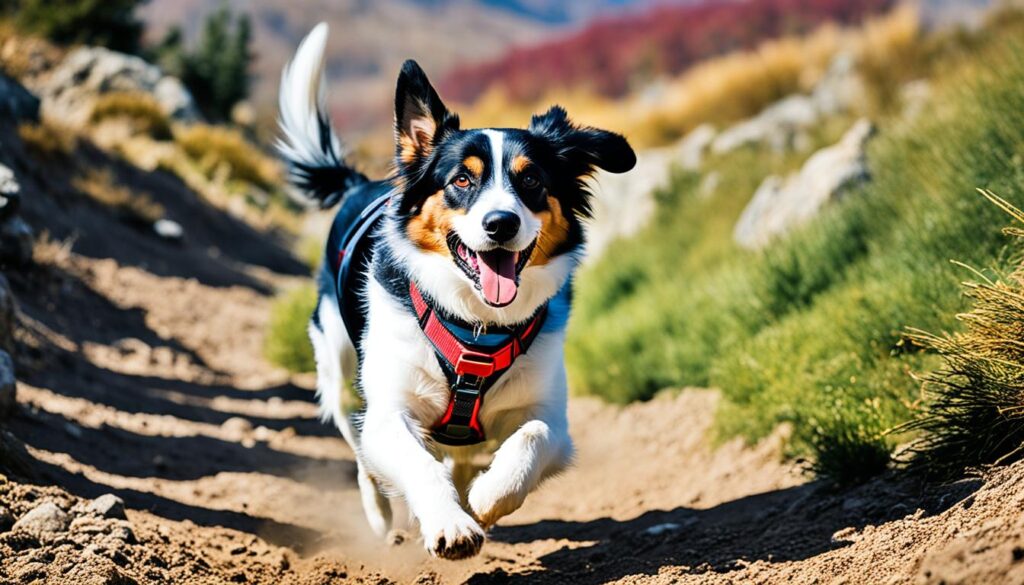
[277,23,367,208]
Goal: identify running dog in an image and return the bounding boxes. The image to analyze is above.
[277,23,635,560]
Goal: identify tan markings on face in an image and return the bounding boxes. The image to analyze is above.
[463,156,484,178]
[406,191,463,256]
[511,155,531,174]
[529,195,571,266]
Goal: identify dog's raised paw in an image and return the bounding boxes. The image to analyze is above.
[424,515,485,560]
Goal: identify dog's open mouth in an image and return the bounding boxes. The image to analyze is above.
[447,233,535,308]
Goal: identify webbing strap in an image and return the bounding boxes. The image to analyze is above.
[409,281,547,445]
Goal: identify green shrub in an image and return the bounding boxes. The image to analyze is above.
[265,285,317,373]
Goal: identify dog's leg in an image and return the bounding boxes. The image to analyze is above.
[356,462,392,537]
[361,408,485,560]
[311,296,395,535]
[468,411,574,529]
[309,295,360,447]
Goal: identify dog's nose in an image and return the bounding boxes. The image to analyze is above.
[482,210,520,243]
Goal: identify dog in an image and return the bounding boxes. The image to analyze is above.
[276,23,635,560]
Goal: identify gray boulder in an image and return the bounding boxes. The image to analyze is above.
[0,72,39,122]
[733,119,875,249]
[13,502,70,539]
[34,46,200,128]
[0,351,15,420]
[676,123,717,171]
[713,52,865,156]
[713,94,817,155]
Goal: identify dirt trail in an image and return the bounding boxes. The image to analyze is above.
[3,243,1024,584]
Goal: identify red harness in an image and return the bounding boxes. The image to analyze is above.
[409,282,547,446]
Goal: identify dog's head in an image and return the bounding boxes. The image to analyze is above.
[390,60,635,318]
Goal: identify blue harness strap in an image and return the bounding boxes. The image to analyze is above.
[332,194,391,347]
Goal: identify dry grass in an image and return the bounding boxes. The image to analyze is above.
[899,191,1024,479]
[89,92,172,140]
[0,19,64,79]
[174,124,281,192]
[31,231,75,267]
[72,169,164,226]
[857,4,929,114]
[18,121,77,160]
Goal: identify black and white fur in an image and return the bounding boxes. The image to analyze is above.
[277,23,635,560]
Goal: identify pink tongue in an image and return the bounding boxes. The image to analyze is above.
[478,250,518,306]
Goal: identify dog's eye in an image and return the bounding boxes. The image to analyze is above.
[452,174,472,189]
[520,172,542,191]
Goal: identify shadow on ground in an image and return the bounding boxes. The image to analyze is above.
[471,475,980,584]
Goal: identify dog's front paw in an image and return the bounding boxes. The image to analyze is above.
[469,470,528,529]
[421,511,485,560]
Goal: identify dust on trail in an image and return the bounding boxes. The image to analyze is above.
[3,249,1024,585]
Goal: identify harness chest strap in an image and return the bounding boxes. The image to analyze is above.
[409,282,547,446]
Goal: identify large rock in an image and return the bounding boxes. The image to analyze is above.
[0,163,21,221]
[733,119,875,249]
[676,123,717,171]
[0,72,39,122]
[712,94,818,155]
[0,351,14,420]
[33,46,200,127]
[712,52,865,155]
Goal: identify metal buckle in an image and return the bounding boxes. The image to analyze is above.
[455,351,495,378]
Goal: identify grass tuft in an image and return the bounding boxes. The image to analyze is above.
[18,121,77,160]
[89,92,173,140]
[898,191,1024,479]
[174,124,281,192]
[264,284,317,373]
[72,169,164,227]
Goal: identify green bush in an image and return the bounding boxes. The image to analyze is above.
[265,285,317,373]
[12,0,143,53]
[568,29,1024,482]
[151,7,252,121]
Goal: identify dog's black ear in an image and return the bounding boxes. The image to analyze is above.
[394,60,459,166]
[529,106,636,175]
